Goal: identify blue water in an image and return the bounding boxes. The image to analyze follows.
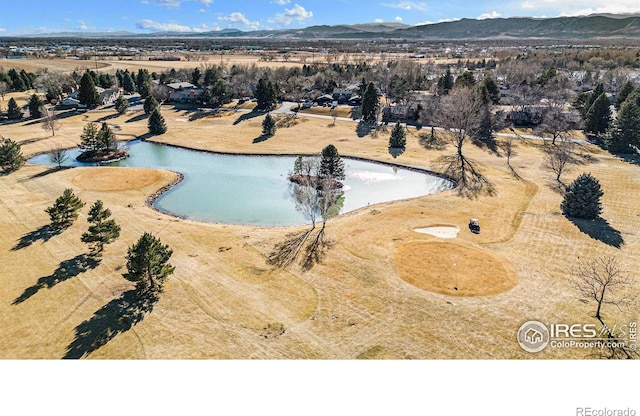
[29,141,453,226]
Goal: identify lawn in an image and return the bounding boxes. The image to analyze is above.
[1,99,638,359]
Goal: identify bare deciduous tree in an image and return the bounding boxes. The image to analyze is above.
[50,145,69,168]
[543,140,575,186]
[269,156,342,270]
[434,87,494,197]
[571,256,638,359]
[42,109,60,137]
[0,81,9,109]
[500,135,519,177]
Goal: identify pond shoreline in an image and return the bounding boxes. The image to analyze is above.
[144,138,458,188]
[27,137,457,226]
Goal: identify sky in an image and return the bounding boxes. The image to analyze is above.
[0,0,639,35]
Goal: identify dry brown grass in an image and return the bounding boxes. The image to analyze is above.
[71,168,164,191]
[396,241,517,297]
[1,99,639,359]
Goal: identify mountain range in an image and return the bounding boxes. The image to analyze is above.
[15,14,640,40]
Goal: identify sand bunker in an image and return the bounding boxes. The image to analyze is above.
[72,168,163,191]
[414,225,460,238]
[395,241,517,297]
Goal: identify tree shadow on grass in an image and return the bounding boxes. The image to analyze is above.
[356,120,374,137]
[28,166,73,180]
[94,113,120,123]
[614,152,640,167]
[125,113,148,123]
[233,110,263,125]
[568,216,624,248]
[64,290,158,359]
[253,134,271,143]
[12,224,63,251]
[474,137,502,156]
[388,147,405,158]
[13,254,100,305]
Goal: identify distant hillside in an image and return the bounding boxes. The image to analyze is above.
[391,16,640,39]
[11,15,640,40]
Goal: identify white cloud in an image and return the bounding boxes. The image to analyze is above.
[395,16,403,22]
[517,0,640,16]
[272,0,291,4]
[563,5,640,16]
[146,0,181,7]
[438,18,461,23]
[374,18,384,23]
[136,19,193,32]
[218,12,260,30]
[78,20,88,30]
[477,11,501,19]
[193,23,219,32]
[0,28,5,32]
[273,4,313,26]
[142,0,213,8]
[381,2,428,12]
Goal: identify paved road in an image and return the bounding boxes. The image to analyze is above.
[273,101,589,144]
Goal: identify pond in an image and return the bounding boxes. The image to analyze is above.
[29,141,454,226]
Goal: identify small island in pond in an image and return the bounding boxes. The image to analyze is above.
[76,121,129,163]
[288,145,346,190]
[288,173,344,190]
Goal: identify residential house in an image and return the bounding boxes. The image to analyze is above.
[332,84,359,104]
[166,82,203,104]
[100,88,120,106]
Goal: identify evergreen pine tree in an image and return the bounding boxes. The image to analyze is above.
[357,77,367,96]
[361,82,379,122]
[123,232,175,295]
[389,121,406,148]
[0,137,25,173]
[438,67,454,95]
[319,144,345,180]
[148,109,167,135]
[585,93,611,135]
[481,74,501,104]
[81,200,121,255]
[7,97,23,120]
[97,123,118,152]
[192,68,202,86]
[584,83,605,116]
[262,113,276,136]
[454,71,476,89]
[45,188,85,229]
[143,95,159,115]
[78,71,101,108]
[607,99,640,153]
[78,122,100,154]
[255,78,277,110]
[561,173,604,219]
[615,81,635,110]
[28,94,45,119]
[114,95,129,115]
[136,69,152,99]
[121,71,136,94]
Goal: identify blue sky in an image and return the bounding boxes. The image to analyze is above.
[0,0,639,35]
